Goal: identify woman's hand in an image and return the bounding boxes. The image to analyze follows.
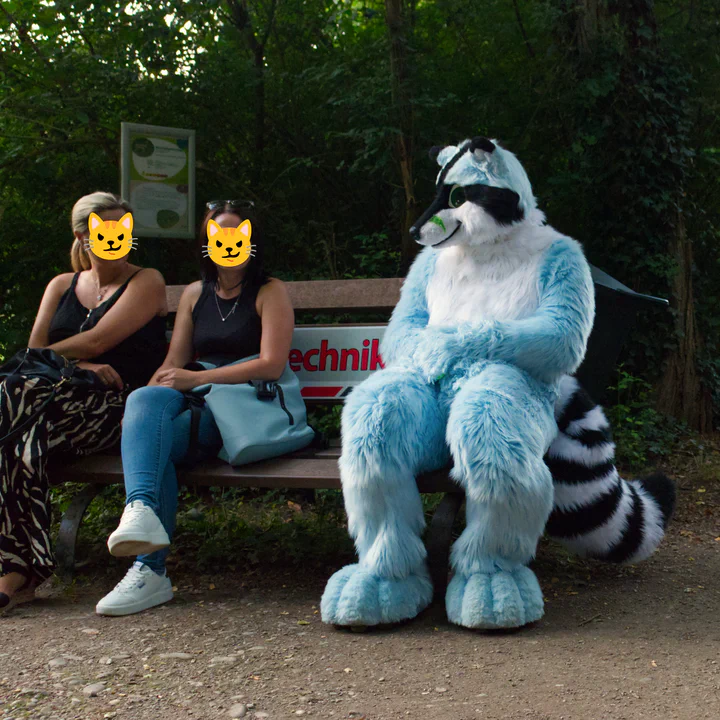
[147,367,169,387]
[76,361,124,390]
[155,367,201,391]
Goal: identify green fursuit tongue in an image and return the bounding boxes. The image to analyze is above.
[429,216,446,232]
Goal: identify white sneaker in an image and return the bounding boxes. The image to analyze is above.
[107,501,170,557]
[96,562,173,616]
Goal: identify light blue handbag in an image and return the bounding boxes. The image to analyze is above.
[189,355,315,465]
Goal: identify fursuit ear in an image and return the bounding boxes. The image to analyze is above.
[469,136,496,161]
[428,145,445,165]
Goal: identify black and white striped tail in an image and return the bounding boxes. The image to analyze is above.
[544,376,676,564]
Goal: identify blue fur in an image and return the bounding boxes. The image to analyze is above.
[403,239,594,386]
[379,247,438,367]
[437,139,537,214]
[321,136,594,630]
[446,565,544,628]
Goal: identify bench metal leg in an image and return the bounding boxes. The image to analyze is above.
[55,484,103,579]
[426,492,464,601]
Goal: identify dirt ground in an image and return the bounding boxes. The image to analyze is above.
[1,471,719,720]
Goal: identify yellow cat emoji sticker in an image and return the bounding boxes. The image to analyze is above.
[85,212,137,260]
[203,219,254,267]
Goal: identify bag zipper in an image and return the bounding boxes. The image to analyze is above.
[275,385,294,425]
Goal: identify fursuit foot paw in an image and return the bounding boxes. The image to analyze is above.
[320,563,433,627]
[445,565,544,630]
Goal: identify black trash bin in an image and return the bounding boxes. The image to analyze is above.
[574,266,669,402]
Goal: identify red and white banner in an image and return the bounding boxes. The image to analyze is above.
[289,326,387,399]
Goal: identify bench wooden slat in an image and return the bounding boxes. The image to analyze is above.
[166,278,404,314]
[51,454,462,493]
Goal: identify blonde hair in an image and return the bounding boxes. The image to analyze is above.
[70,191,133,271]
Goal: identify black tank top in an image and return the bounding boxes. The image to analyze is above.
[48,271,167,389]
[191,281,262,367]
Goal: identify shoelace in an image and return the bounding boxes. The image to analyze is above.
[122,501,152,523]
[114,564,148,594]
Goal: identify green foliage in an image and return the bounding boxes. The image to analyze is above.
[172,487,353,569]
[1,0,720,419]
[607,368,686,470]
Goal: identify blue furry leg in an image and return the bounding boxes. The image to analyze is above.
[445,363,556,630]
[321,368,449,626]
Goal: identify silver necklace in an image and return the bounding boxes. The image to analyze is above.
[214,284,242,322]
[92,272,112,302]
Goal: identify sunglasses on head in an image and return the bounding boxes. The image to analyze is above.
[205,199,255,212]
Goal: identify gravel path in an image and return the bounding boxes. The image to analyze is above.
[1,492,719,720]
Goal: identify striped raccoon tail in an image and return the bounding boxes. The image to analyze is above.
[544,376,676,564]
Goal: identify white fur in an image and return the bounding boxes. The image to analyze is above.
[427,219,558,327]
[546,433,616,466]
[553,375,580,418]
[560,480,634,555]
[552,470,620,511]
[625,481,665,563]
[565,405,609,437]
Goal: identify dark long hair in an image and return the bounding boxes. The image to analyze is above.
[198,202,269,294]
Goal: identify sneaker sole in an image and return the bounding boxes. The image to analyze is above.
[95,587,174,617]
[108,539,170,557]
[108,531,170,557]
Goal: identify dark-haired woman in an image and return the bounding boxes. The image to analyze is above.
[97,201,294,616]
[0,192,167,613]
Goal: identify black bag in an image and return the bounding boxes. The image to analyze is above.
[0,348,106,447]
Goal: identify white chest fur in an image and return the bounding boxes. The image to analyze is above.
[426,232,554,327]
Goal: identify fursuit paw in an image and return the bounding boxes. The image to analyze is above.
[445,565,544,630]
[320,563,433,627]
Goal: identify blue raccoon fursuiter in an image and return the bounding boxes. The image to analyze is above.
[321,137,676,631]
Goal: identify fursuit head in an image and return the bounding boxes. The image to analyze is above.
[321,137,674,632]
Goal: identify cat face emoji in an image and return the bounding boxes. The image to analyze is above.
[203,219,254,268]
[85,212,137,260]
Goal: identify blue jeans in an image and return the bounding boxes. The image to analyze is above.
[121,386,222,574]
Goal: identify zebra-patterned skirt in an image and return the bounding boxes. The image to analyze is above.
[0,375,126,582]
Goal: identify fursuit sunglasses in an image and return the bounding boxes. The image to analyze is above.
[205,199,256,212]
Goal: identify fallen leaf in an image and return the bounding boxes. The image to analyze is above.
[297,620,310,626]
[208,583,216,590]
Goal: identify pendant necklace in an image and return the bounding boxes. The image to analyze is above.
[93,272,112,303]
[214,282,242,322]
[80,272,112,332]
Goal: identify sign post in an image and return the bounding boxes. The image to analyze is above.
[120,122,196,238]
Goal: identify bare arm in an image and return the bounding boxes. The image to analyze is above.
[147,282,201,385]
[45,269,167,360]
[156,279,294,390]
[28,274,74,348]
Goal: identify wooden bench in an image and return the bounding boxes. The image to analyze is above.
[51,270,667,595]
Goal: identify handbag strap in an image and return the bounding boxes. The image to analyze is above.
[184,392,207,466]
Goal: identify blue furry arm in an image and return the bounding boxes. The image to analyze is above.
[484,239,595,383]
[379,247,437,366]
[412,239,594,384]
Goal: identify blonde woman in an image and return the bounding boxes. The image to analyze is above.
[0,192,167,612]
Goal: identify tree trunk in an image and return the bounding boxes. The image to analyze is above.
[225,0,269,188]
[384,0,417,272]
[656,208,713,431]
[253,43,265,186]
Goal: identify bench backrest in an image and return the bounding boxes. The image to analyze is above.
[167,267,666,402]
[167,279,402,401]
